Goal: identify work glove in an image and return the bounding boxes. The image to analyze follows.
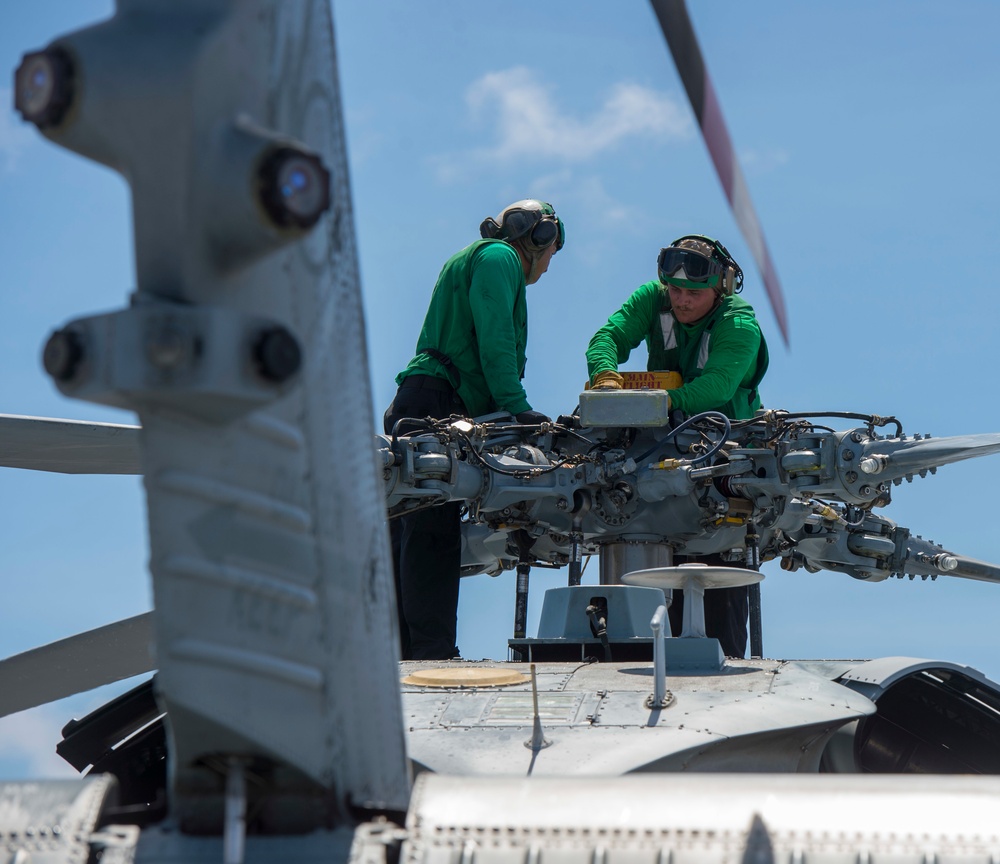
[515,409,551,425]
[591,370,624,390]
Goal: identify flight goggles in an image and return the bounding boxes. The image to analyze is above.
[657,246,724,289]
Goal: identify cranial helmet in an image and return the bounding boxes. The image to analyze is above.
[480,199,565,253]
[658,234,744,297]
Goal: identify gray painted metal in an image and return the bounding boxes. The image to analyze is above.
[0,414,140,474]
[0,776,122,864]
[406,773,1000,864]
[535,586,665,639]
[578,389,671,427]
[661,636,725,669]
[599,541,672,586]
[382,416,1000,587]
[623,567,762,645]
[0,777,361,864]
[837,655,1000,700]
[400,659,874,774]
[0,613,154,719]
[130,824,356,864]
[29,0,409,830]
[8,0,1000,858]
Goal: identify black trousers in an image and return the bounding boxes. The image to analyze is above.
[383,377,467,660]
[667,554,750,659]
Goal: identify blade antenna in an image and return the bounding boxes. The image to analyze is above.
[650,0,790,346]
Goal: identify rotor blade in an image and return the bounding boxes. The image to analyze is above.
[0,612,155,718]
[0,414,141,475]
[649,0,790,346]
[905,534,1000,584]
[867,433,1000,482]
[949,555,1000,585]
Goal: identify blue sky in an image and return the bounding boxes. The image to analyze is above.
[2,1,1000,778]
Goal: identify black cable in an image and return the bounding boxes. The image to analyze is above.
[392,416,602,482]
[586,605,612,662]
[456,427,606,480]
[555,426,601,446]
[769,411,903,437]
[635,410,731,464]
[458,432,579,478]
[390,415,439,446]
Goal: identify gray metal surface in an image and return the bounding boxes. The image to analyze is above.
[131,825,356,864]
[535,586,665,639]
[578,389,671,427]
[0,613,154,718]
[405,773,1000,864]
[400,659,874,774]
[27,0,409,832]
[599,541,672,586]
[0,414,140,474]
[837,655,1000,700]
[0,776,121,864]
[382,414,1000,587]
[622,565,763,590]
[8,0,1000,858]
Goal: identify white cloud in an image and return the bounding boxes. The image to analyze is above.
[0,707,78,779]
[739,147,791,175]
[0,88,36,173]
[567,175,631,225]
[463,67,691,164]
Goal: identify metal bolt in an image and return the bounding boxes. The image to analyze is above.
[252,326,301,382]
[850,431,865,443]
[555,498,568,510]
[42,328,84,381]
[859,456,884,474]
[14,46,76,128]
[257,146,331,229]
[146,324,190,369]
[841,449,854,461]
[859,485,872,496]
[845,471,858,483]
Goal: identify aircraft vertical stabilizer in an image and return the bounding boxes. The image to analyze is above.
[19,0,410,832]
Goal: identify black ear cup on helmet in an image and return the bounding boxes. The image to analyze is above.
[481,200,564,251]
[529,217,559,250]
[503,210,537,243]
[481,210,535,243]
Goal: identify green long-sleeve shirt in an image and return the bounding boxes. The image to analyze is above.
[397,239,532,417]
[586,280,768,420]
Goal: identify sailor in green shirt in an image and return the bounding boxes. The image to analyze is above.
[586,235,768,420]
[585,235,768,657]
[384,200,565,660]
